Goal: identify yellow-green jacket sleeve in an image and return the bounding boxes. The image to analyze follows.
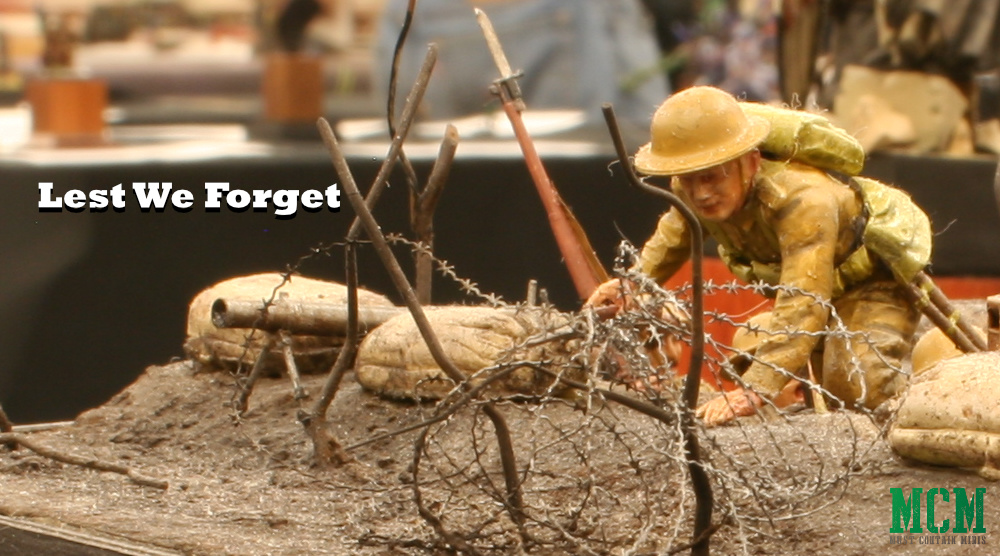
[639,207,692,284]
[740,190,838,397]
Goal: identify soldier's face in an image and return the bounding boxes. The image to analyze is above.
[676,158,747,221]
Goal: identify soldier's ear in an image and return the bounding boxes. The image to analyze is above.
[742,150,762,176]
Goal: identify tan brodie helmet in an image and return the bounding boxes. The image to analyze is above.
[634,86,771,176]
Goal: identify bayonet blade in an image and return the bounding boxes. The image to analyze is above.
[475,8,513,79]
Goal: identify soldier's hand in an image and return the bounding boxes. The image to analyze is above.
[695,388,763,427]
[584,278,633,318]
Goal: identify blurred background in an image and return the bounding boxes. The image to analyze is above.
[2,0,1000,423]
[1,1,999,147]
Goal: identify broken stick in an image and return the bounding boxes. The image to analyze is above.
[0,432,168,490]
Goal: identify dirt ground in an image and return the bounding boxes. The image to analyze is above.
[0,354,997,556]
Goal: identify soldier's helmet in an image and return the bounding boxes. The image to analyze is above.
[634,86,770,176]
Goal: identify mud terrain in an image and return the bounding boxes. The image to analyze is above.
[0,356,996,555]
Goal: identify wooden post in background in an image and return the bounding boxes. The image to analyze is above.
[262,52,323,123]
[26,77,107,145]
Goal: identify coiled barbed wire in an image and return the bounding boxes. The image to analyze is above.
[351,239,899,554]
[218,236,901,554]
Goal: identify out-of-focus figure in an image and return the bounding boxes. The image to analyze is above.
[275,0,323,52]
[258,0,363,54]
[635,0,699,89]
[374,0,669,139]
[640,0,779,102]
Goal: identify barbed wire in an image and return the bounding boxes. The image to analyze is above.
[212,211,905,554]
[316,240,901,554]
[386,233,505,307]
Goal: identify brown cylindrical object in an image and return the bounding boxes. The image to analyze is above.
[914,272,988,351]
[904,281,980,354]
[261,52,324,122]
[26,77,107,136]
[212,298,404,335]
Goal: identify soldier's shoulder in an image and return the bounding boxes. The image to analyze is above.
[759,158,834,182]
[755,160,840,207]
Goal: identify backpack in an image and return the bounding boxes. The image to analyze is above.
[741,102,866,176]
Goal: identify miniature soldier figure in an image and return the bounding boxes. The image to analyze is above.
[588,86,932,426]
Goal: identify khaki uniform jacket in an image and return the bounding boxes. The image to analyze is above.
[638,159,878,396]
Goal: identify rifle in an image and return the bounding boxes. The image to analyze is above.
[903,271,988,354]
[475,8,609,302]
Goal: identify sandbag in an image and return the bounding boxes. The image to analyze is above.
[889,351,1000,480]
[355,306,578,400]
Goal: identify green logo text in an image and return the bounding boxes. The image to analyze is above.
[890,488,986,534]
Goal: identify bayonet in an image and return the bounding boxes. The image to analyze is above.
[474,8,524,109]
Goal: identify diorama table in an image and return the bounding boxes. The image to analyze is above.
[3,134,999,423]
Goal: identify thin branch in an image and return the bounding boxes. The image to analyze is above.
[0,404,16,450]
[0,433,168,490]
[413,123,460,304]
[603,104,712,556]
[385,0,421,196]
[298,242,360,467]
[344,44,438,242]
[322,118,528,540]
[412,428,484,555]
